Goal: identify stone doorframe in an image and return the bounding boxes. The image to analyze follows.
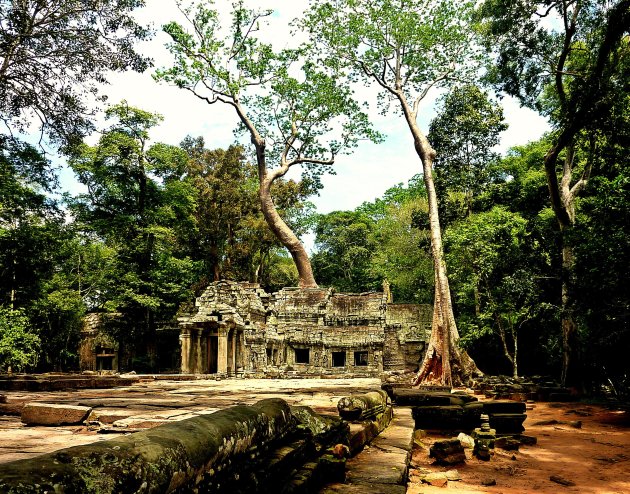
[180,322,244,376]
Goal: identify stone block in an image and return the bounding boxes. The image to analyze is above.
[429,438,466,465]
[412,405,465,430]
[21,403,92,426]
[495,437,520,451]
[320,483,407,494]
[457,432,475,449]
[393,389,476,406]
[482,400,526,414]
[345,447,409,485]
[488,413,527,434]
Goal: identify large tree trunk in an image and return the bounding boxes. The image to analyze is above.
[398,97,480,386]
[237,103,318,289]
[253,137,317,288]
[544,143,582,386]
[259,177,317,288]
[560,237,578,386]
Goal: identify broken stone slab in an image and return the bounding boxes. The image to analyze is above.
[1,398,296,493]
[422,472,448,487]
[392,389,477,406]
[495,437,520,451]
[345,447,410,485]
[429,438,466,465]
[340,407,414,490]
[320,483,407,494]
[20,403,92,426]
[337,390,389,422]
[111,418,168,429]
[85,408,138,424]
[370,406,414,452]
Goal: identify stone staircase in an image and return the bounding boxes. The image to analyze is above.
[320,407,415,494]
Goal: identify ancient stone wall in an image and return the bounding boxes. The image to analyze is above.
[177,281,432,377]
[79,313,120,373]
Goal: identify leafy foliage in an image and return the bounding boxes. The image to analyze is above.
[429,85,508,222]
[0,307,40,372]
[0,0,150,143]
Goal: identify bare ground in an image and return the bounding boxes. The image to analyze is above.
[408,401,630,494]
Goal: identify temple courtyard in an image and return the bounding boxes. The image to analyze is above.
[1,376,629,493]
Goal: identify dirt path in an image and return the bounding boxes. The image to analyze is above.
[407,401,630,494]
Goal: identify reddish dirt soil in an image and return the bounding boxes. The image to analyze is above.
[407,402,630,494]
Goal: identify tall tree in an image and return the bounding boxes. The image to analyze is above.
[445,207,539,378]
[428,85,507,220]
[304,0,482,384]
[312,210,378,293]
[477,0,630,385]
[0,0,150,144]
[67,103,198,367]
[177,137,311,288]
[156,1,379,288]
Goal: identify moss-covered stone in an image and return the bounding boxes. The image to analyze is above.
[0,398,294,493]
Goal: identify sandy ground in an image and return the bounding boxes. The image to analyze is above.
[407,401,630,494]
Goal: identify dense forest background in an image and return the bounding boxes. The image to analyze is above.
[0,1,628,396]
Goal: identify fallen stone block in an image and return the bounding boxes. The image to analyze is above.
[393,389,476,406]
[338,390,389,421]
[482,400,526,414]
[422,472,448,487]
[21,403,92,426]
[495,437,520,451]
[457,432,475,449]
[429,438,466,465]
[489,413,526,434]
[412,405,472,430]
[519,434,537,446]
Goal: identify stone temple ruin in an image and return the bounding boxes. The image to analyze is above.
[177,280,433,377]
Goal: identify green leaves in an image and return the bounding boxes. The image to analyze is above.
[0,0,150,144]
[157,1,380,173]
[0,307,41,372]
[304,0,484,105]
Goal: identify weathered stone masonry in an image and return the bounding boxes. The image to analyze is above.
[178,281,432,377]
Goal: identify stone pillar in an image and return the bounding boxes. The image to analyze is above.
[231,331,237,376]
[180,327,192,374]
[195,329,203,374]
[217,328,228,375]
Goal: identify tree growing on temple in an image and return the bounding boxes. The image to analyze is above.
[477,0,630,385]
[304,0,482,384]
[156,1,380,288]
